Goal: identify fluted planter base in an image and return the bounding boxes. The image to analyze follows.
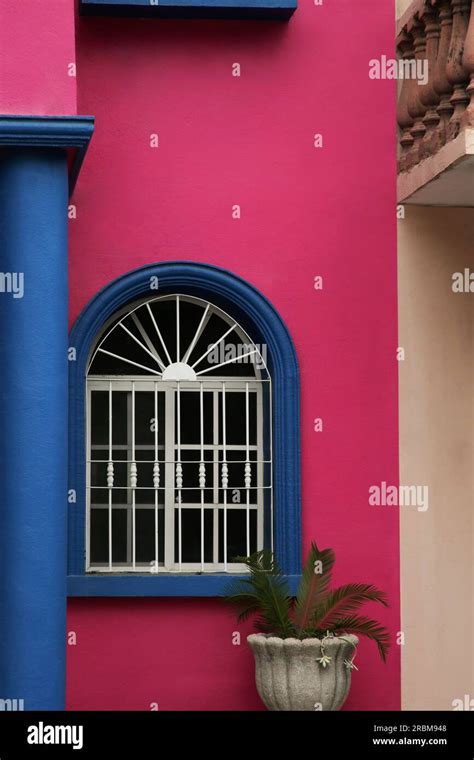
[248,633,359,711]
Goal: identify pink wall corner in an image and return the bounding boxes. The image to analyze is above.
[67,0,400,711]
[0,0,77,115]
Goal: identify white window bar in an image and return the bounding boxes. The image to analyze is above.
[196,349,258,376]
[146,302,172,366]
[191,323,237,370]
[130,381,137,569]
[221,382,228,571]
[164,387,175,572]
[199,382,205,572]
[213,390,219,567]
[176,380,183,570]
[153,380,160,572]
[119,321,163,370]
[269,380,274,554]
[245,381,251,557]
[131,312,166,372]
[182,304,210,364]
[257,384,265,553]
[176,295,180,361]
[97,348,161,376]
[108,381,114,569]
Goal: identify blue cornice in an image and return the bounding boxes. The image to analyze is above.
[0,115,95,195]
[80,0,296,20]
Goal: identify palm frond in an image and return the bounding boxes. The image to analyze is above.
[293,542,335,632]
[224,550,294,637]
[329,615,391,662]
[222,592,262,623]
[314,583,388,630]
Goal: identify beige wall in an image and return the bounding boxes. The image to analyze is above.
[398,206,473,709]
[397,0,409,14]
[396,0,417,17]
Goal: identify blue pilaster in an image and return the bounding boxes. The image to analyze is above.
[0,117,93,710]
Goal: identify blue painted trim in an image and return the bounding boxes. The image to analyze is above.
[80,0,296,20]
[0,151,69,708]
[0,115,95,195]
[68,574,302,596]
[68,262,302,596]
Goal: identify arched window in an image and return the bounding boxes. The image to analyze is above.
[87,294,270,573]
[68,263,301,595]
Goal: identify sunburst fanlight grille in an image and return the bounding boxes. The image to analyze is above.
[88,294,268,380]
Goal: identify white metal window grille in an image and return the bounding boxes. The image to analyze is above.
[86,294,272,573]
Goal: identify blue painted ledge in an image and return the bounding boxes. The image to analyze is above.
[0,115,95,195]
[68,574,302,597]
[80,0,297,21]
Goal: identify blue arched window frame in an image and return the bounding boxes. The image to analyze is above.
[68,262,301,596]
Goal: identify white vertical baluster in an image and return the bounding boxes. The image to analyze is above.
[108,381,114,569]
[131,381,137,569]
[222,383,228,571]
[199,382,205,571]
[245,382,251,557]
[154,381,159,572]
[176,381,183,569]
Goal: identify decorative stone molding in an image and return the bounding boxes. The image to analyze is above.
[434,1,455,147]
[397,0,473,176]
[397,29,416,171]
[420,2,442,159]
[460,0,474,126]
[446,0,471,139]
[406,16,429,168]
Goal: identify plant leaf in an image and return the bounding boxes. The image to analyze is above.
[314,583,388,630]
[329,614,391,662]
[293,542,335,633]
[224,550,294,637]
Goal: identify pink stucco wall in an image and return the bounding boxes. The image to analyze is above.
[0,0,76,115]
[66,0,400,709]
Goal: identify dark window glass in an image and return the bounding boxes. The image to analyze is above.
[136,509,164,564]
[175,509,213,563]
[90,508,127,565]
[219,509,257,563]
[177,391,213,445]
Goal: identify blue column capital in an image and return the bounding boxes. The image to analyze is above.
[0,115,95,195]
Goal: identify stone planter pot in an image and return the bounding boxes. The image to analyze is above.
[247,633,359,711]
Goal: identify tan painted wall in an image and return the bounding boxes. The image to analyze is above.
[397,0,415,17]
[398,206,473,709]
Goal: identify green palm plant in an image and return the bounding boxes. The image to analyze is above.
[225,542,390,662]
